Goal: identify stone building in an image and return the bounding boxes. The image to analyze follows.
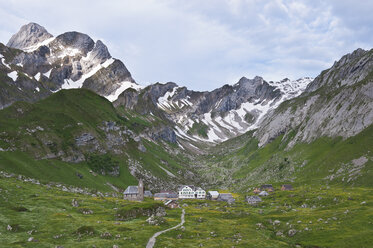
[123,180,144,201]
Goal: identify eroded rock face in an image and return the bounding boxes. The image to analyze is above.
[151,127,177,144]
[7,23,53,50]
[50,31,94,55]
[115,75,306,143]
[255,48,373,148]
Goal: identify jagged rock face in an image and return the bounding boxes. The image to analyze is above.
[7,23,53,50]
[51,32,94,55]
[151,127,177,144]
[83,59,134,96]
[113,88,139,109]
[255,48,373,147]
[0,23,138,109]
[306,48,370,92]
[116,76,312,143]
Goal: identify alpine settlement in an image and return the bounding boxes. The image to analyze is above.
[123,182,235,206]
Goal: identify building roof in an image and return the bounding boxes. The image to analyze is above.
[218,193,235,203]
[144,190,153,196]
[195,187,205,192]
[246,195,262,202]
[282,184,293,189]
[259,191,269,196]
[166,193,179,198]
[261,184,273,188]
[178,185,196,191]
[165,200,178,205]
[208,191,219,197]
[154,193,169,198]
[123,186,139,195]
[218,193,234,200]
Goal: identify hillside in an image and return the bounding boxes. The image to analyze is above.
[196,48,373,190]
[0,88,197,192]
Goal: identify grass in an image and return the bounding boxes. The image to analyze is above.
[199,124,373,190]
[0,151,137,192]
[156,186,373,248]
[0,176,182,248]
[1,175,372,248]
[0,88,193,191]
[187,122,209,138]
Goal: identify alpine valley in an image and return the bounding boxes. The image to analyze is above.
[0,23,372,248]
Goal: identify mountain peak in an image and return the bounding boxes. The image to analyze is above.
[7,22,53,50]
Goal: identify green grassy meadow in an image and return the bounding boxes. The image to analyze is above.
[1,174,372,248]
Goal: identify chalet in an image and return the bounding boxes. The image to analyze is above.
[123,180,144,201]
[253,188,261,194]
[165,200,179,209]
[260,184,274,192]
[207,191,219,200]
[259,191,269,196]
[281,184,293,191]
[195,187,206,199]
[178,185,196,199]
[217,193,235,204]
[246,195,262,205]
[144,190,153,197]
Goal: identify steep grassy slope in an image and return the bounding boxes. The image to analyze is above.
[0,89,193,192]
[199,124,373,191]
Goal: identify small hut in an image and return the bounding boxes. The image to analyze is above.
[144,190,153,197]
[165,200,179,209]
[217,193,235,204]
[260,184,274,192]
[207,191,220,200]
[253,188,261,194]
[246,195,262,205]
[259,191,269,196]
[281,184,293,191]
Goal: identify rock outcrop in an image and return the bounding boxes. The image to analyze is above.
[0,22,138,109]
[255,48,373,147]
[7,22,53,50]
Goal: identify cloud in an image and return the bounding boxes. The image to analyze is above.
[0,0,371,90]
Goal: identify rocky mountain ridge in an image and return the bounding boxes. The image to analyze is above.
[254,48,373,148]
[0,22,138,109]
[1,22,313,146]
[115,76,312,145]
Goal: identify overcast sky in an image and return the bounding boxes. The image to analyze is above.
[1,0,372,90]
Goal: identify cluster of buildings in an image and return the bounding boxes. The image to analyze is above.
[122,181,293,207]
[246,184,294,205]
[123,182,235,206]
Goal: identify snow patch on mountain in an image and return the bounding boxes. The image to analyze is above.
[34,72,41,81]
[57,47,81,58]
[157,87,179,110]
[7,71,18,81]
[106,81,143,102]
[43,69,52,78]
[268,77,312,100]
[170,77,313,143]
[61,58,114,89]
[23,37,55,53]
[0,54,11,69]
